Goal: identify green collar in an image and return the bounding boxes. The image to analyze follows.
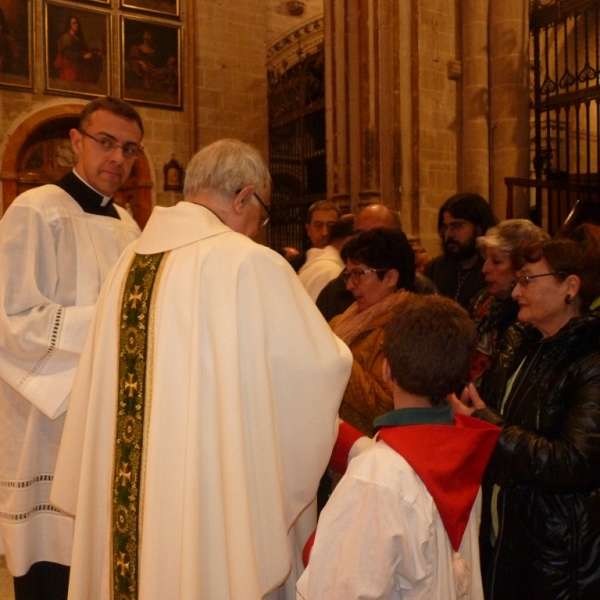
[373,399,454,428]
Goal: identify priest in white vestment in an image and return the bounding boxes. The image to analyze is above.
[0,97,144,600]
[51,139,352,600]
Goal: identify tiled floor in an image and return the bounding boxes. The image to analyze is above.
[0,557,14,600]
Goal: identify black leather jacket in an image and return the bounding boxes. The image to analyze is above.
[474,312,600,599]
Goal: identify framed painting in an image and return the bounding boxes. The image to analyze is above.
[44,2,110,98]
[0,0,34,91]
[120,15,182,109]
[70,0,111,5]
[120,0,180,19]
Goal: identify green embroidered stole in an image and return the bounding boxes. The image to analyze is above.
[112,252,166,600]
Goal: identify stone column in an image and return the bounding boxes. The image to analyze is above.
[461,0,490,199]
[489,0,531,219]
[325,0,402,215]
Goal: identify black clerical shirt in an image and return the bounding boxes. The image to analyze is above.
[53,171,121,219]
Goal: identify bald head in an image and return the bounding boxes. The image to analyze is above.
[354,204,401,233]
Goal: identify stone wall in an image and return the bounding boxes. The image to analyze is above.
[193,0,269,157]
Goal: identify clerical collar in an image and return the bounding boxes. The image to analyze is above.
[373,399,454,428]
[72,169,113,205]
[53,170,120,219]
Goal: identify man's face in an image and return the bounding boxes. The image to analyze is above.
[70,109,143,197]
[305,210,339,249]
[440,211,479,260]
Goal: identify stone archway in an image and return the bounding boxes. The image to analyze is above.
[0,103,154,228]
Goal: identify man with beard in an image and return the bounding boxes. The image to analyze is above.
[424,193,497,309]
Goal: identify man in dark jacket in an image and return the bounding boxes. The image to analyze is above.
[425,193,497,309]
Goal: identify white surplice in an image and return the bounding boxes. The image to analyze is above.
[296,441,484,600]
[51,201,352,600]
[0,185,140,576]
[298,246,344,302]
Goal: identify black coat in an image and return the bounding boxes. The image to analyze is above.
[424,253,485,309]
[475,312,600,599]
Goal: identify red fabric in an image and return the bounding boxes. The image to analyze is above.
[330,421,365,474]
[302,530,316,567]
[378,414,501,551]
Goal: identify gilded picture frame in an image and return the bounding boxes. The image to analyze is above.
[120,0,180,20]
[120,15,182,110]
[0,0,34,91]
[44,2,110,98]
[70,0,111,6]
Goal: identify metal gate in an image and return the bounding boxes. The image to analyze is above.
[267,47,326,252]
[531,0,600,233]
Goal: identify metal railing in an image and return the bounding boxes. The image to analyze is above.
[506,176,600,235]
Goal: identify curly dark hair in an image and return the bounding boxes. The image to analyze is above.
[383,295,477,405]
[341,227,415,292]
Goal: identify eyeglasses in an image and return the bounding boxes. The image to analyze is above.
[511,272,567,289]
[79,130,144,159]
[341,268,389,284]
[235,189,270,227]
[439,221,469,235]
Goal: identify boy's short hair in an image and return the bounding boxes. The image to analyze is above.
[383,295,477,405]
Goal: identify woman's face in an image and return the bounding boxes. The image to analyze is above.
[511,258,574,337]
[345,259,396,312]
[482,247,515,298]
[70,18,79,32]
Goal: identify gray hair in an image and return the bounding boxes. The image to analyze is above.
[477,219,549,257]
[183,139,271,199]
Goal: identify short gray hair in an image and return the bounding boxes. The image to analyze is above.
[183,139,271,199]
[477,219,549,257]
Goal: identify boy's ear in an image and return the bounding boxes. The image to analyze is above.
[382,357,392,385]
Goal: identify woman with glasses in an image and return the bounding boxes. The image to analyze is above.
[470,219,548,384]
[452,224,600,599]
[330,228,415,437]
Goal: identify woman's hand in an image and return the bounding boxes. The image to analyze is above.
[448,382,487,416]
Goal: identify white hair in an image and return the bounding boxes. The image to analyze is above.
[183,139,271,200]
[477,219,549,257]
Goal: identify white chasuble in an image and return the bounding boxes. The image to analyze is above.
[51,202,352,600]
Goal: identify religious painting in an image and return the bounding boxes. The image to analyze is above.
[120,16,182,109]
[44,2,110,98]
[120,0,180,19]
[163,156,183,191]
[0,0,34,91]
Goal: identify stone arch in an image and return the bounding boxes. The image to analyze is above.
[0,103,154,228]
